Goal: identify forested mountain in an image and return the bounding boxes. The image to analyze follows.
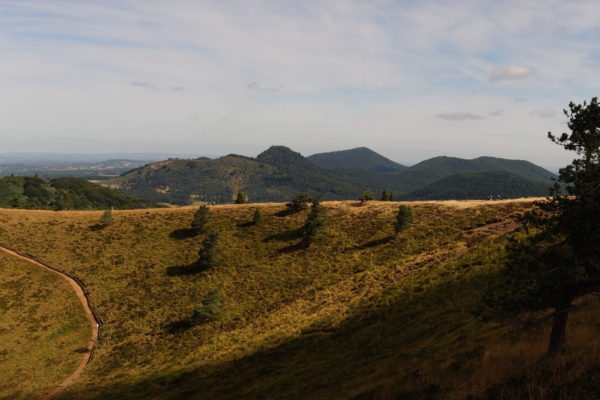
[307,147,406,172]
[109,146,555,204]
[397,156,555,188]
[110,147,358,204]
[401,171,551,200]
[0,176,162,210]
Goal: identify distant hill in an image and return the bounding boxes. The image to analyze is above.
[402,171,552,200]
[110,146,358,204]
[307,147,406,172]
[108,146,556,204]
[396,156,555,191]
[0,176,163,210]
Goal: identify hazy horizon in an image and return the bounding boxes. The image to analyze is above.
[3,1,600,167]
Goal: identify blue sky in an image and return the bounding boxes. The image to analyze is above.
[2,0,600,168]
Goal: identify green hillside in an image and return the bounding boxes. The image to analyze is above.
[111,146,360,204]
[395,156,556,191]
[307,147,406,172]
[1,201,598,399]
[0,176,163,210]
[403,171,551,200]
[110,146,555,205]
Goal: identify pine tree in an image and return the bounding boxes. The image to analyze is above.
[196,231,219,270]
[301,197,326,247]
[191,205,211,234]
[192,288,224,323]
[252,207,262,225]
[394,205,412,237]
[359,191,373,204]
[286,193,311,213]
[235,191,247,204]
[483,98,600,354]
[99,209,113,227]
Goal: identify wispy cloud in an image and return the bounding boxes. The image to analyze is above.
[531,108,557,118]
[130,81,158,91]
[247,82,283,92]
[489,65,536,82]
[436,112,483,121]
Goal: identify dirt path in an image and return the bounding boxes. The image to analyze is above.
[0,245,100,400]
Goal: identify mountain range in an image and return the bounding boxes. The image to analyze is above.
[107,146,555,204]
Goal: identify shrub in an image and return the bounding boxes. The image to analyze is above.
[235,191,247,204]
[359,191,374,205]
[394,205,412,237]
[191,205,211,234]
[301,198,327,247]
[286,193,311,213]
[192,288,224,323]
[252,207,263,225]
[196,231,219,270]
[99,209,113,227]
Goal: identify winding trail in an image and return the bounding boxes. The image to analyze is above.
[0,245,101,400]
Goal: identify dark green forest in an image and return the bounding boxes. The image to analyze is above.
[0,176,162,210]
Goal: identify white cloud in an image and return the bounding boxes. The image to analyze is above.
[531,109,557,118]
[489,110,504,116]
[247,82,284,92]
[436,112,483,121]
[489,65,536,82]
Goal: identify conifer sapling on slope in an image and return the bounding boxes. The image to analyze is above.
[192,288,224,323]
[99,209,113,227]
[301,197,327,247]
[235,191,247,204]
[394,205,412,238]
[252,207,263,225]
[196,231,219,271]
[191,205,211,234]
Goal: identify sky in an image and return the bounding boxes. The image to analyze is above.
[2,1,600,168]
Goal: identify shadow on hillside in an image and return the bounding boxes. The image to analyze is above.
[60,263,515,400]
[169,228,197,240]
[166,263,201,276]
[89,223,108,231]
[275,208,305,217]
[165,318,194,334]
[349,235,394,251]
[237,221,256,228]
[263,227,304,243]
[277,241,308,254]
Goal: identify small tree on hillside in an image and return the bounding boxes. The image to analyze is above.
[286,193,311,213]
[196,231,219,271]
[99,209,113,227]
[301,197,327,247]
[394,205,412,237]
[381,190,394,201]
[235,191,247,204]
[359,191,374,205]
[252,207,263,225]
[482,98,600,354]
[191,205,211,234]
[192,288,224,323]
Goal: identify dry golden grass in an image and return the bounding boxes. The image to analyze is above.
[0,252,89,400]
[0,198,597,400]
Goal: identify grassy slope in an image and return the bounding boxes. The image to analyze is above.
[0,252,90,399]
[0,201,598,399]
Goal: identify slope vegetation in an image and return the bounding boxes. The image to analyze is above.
[1,201,598,399]
[0,176,162,210]
[402,171,551,200]
[110,146,555,204]
[0,251,90,399]
[307,147,406,172]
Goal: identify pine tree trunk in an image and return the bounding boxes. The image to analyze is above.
[548,297,573,354]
